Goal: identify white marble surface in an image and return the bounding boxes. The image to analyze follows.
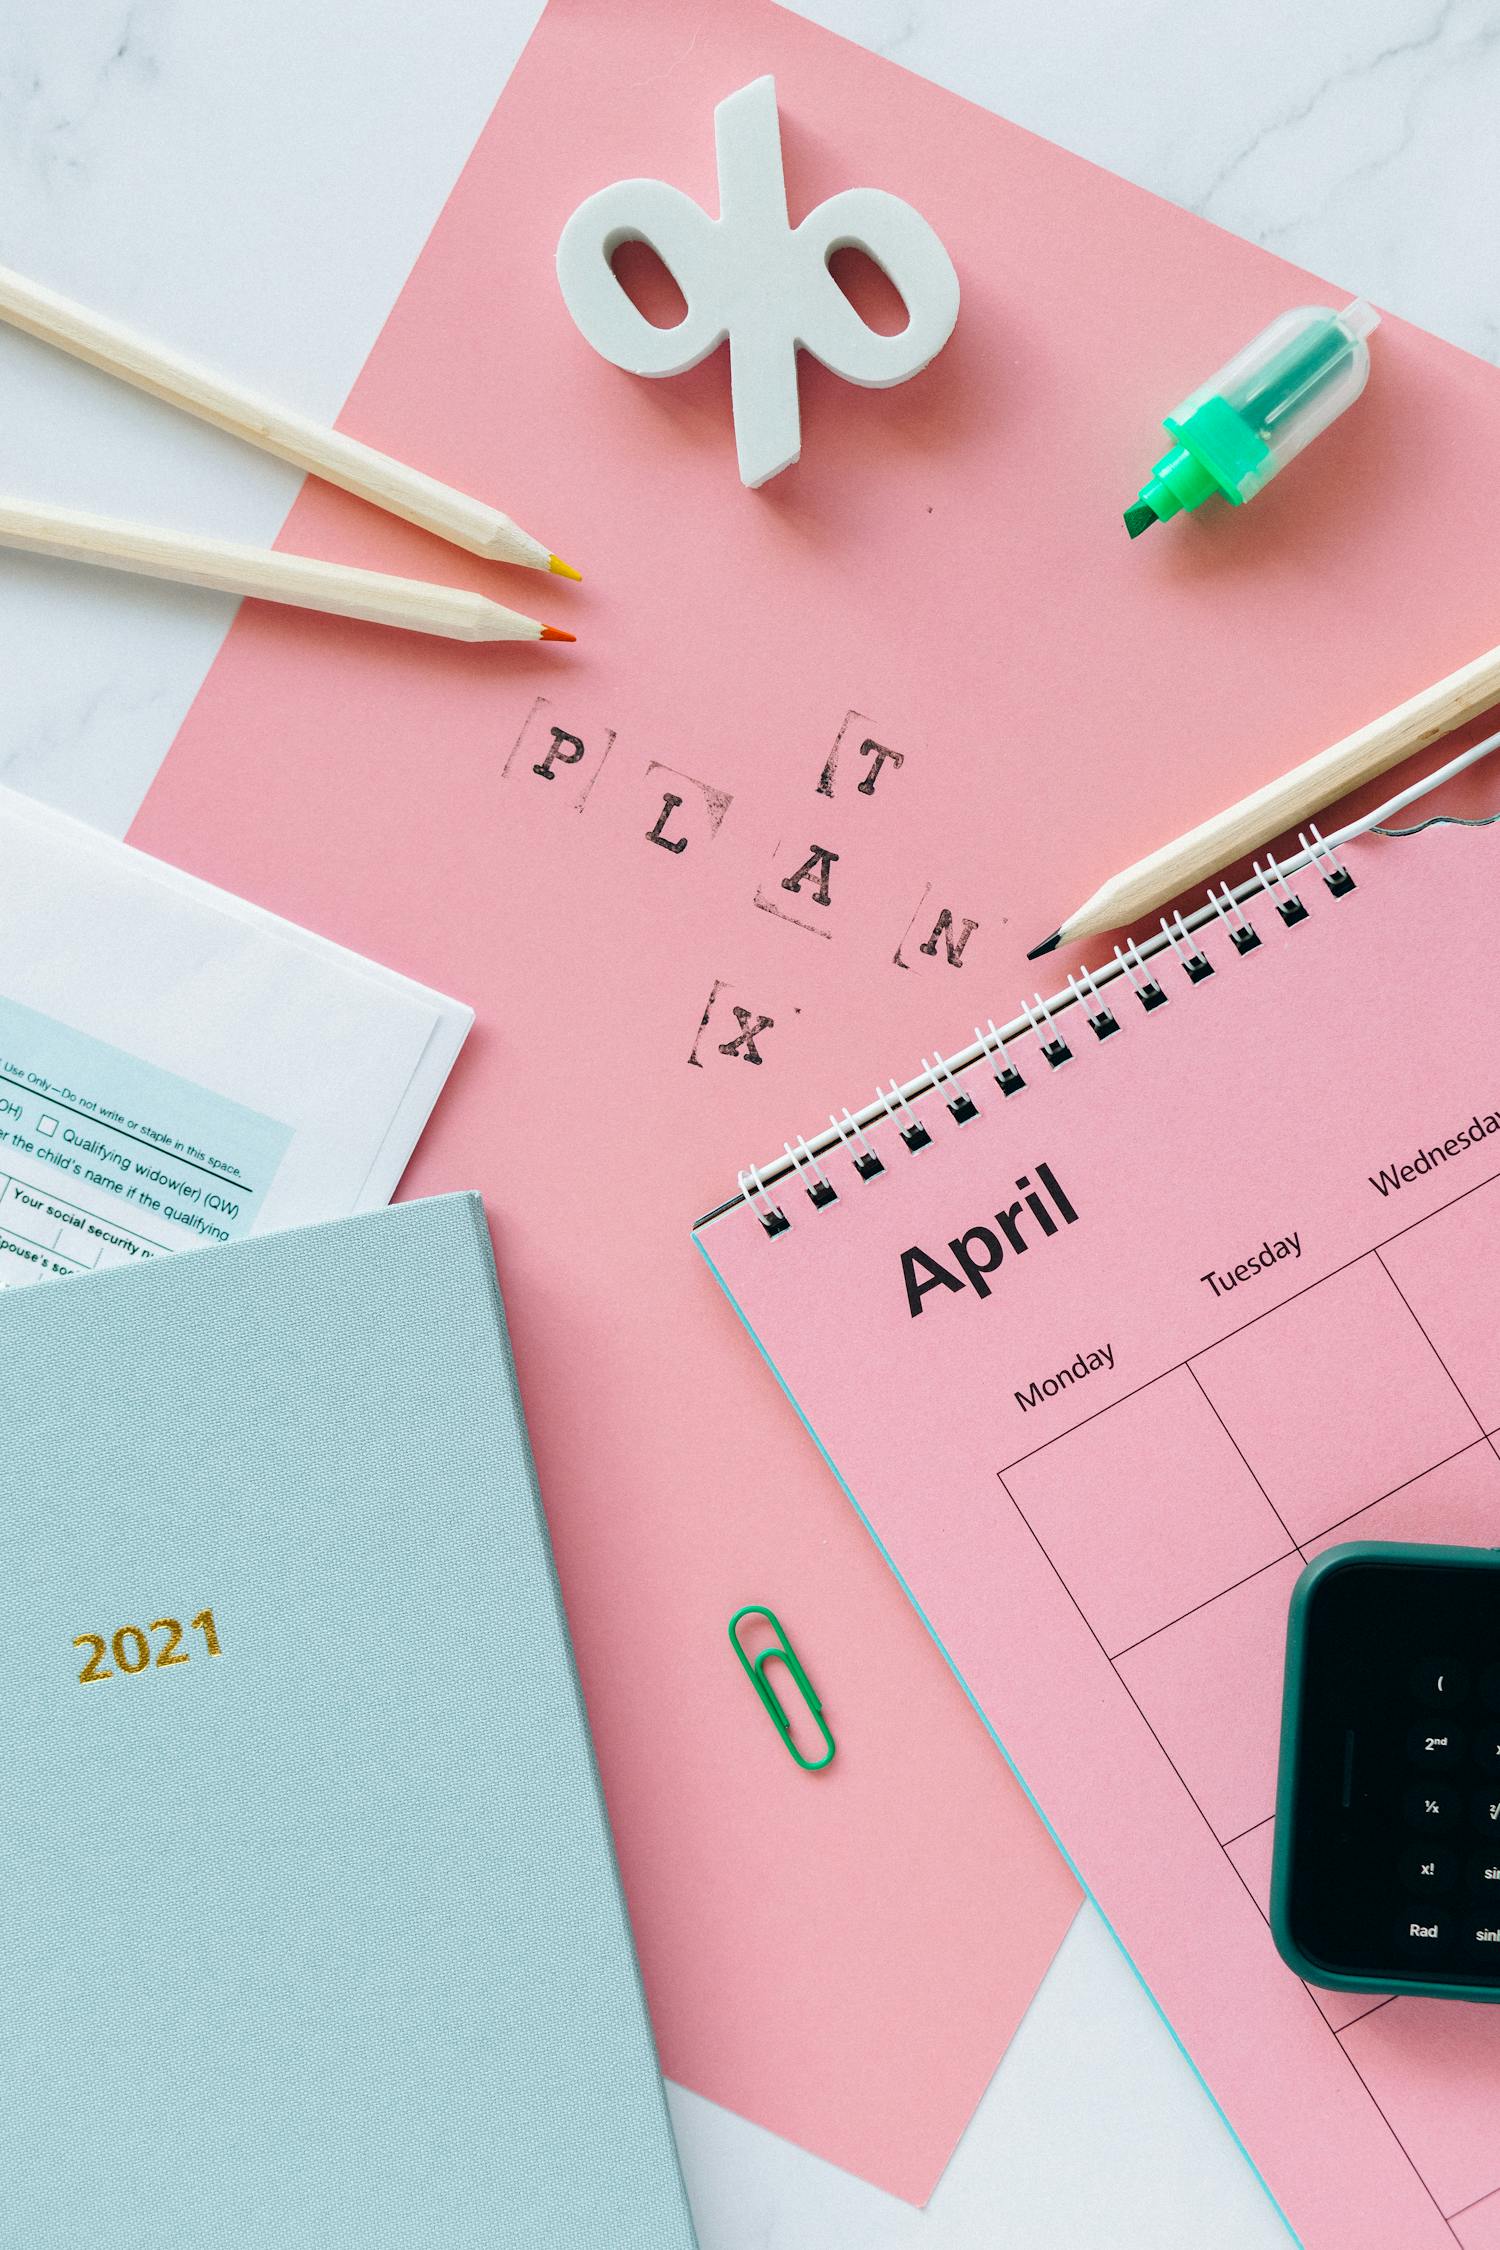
[2,0,1494,2239]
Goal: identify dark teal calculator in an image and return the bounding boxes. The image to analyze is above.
[1272,1543,1500,2001]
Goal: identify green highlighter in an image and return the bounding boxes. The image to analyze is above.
[1125,299,1379,537]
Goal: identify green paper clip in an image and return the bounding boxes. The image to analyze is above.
[728,1605,835,1773]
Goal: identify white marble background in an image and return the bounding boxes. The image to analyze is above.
[3,0,1495,2240]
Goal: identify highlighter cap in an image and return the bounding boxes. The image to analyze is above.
[1135,300,1380,528]
[1168,300,1380,502]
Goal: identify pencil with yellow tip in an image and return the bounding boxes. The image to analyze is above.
[0,259,580,582]
[1027,634,1500,958]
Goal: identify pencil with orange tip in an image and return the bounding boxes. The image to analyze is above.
[0,498,576,643]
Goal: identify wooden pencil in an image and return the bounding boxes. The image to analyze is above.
[0,261,579,579]
[0,498,575,643]
[1028,636,1500,955]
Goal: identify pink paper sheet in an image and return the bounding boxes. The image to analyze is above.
[129,0,1500,2198]
[697,820,1500,2248]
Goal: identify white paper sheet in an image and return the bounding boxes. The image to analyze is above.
[0,787,470,1279]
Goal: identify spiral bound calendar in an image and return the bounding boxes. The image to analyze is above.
[695,818,1500,2250]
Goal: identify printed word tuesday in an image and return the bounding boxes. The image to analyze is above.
[1199,1231,1300,1300]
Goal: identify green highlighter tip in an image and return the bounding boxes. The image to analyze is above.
[1124,500,1157,540]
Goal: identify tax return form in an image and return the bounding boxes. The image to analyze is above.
[0,787,470,1282]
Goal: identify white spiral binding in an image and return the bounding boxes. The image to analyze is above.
[784,1134,837,1210]
[1159,910,1211,980]
[829,1106,883,1176]
[1209,881,1258,949]
[1253,848,1305,921]
[738,1161,788,1236]
[1021,991,1071,1068]
[735,843,1357,1233]
[1300,821,1351,891]
[1113,937,1164,1008]
[923,1046,977,1122]
[876,1078,930,1148]
[1066,965,1119,1040]
[975,1017,1025,1093]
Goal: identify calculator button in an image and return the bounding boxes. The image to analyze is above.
[1405,1783,1461,1831]
[1481,1664,1500,1716]
[1412,1660,1467,1709]
[1475,1732,1500,1775]
[1399,1846,1456,1895]
[1395,1913,1450,1959]
[1472,1853,1500,1896]
[1462,1917,1500,1968]
[1473,1791,1500,1834]
[1407,1725,1463,1769]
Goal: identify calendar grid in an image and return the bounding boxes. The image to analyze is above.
[998,1157,1500,2233]
[1108,1551,1304,1664]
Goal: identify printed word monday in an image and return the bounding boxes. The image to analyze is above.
[901,1164,1078,1317]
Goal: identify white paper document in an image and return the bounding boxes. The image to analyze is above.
[0,789,471,1283]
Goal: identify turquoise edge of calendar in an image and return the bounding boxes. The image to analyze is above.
[691,1226,1301,2245]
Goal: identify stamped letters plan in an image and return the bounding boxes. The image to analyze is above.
[699,821,1500,2250]
[0,789,469,1283]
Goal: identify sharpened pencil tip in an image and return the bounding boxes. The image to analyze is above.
[540,625,576,642]
[1026,929,1062,960]
[548,554,582,581]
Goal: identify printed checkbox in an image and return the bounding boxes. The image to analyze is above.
[1456,2186,1500,2250]
[1383,1172,1500,1435]
[1193,1255,1478,1542]
[1116,1554,1303,1842]
[1003,1366,1293,1654]
[1303,1441,1500,1559]
[37,1115,57,1137]
[1340,1996,1500,2220]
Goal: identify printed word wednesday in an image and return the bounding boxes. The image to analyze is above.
[901,1164,1078,1317]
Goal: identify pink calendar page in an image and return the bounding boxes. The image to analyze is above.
[698,819,1500,2249]
[128,0,1500,2200]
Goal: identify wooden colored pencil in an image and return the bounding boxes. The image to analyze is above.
[0,261,579,579]
[0,498,575,643]
[1028,636,1500,955]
